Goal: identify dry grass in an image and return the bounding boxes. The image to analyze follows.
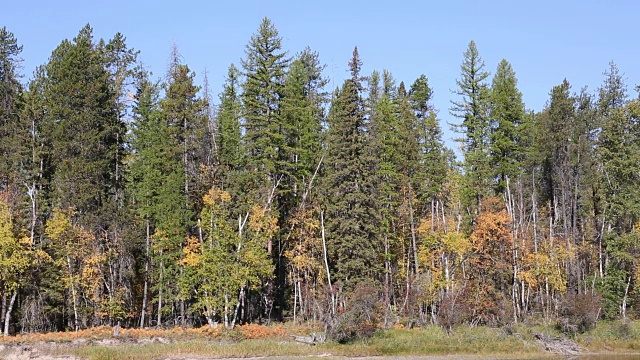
[66,325,548,360]
[3,321,640,360]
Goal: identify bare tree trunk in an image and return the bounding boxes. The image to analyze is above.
[179,266,186,326]
[224,292,230,329]
[384,235,390,327]
[320,211,334,316]
[231,287,245,329]
[140,220,150,328]
[157,259,163,327]
[293,276,298,324]
[0,293,5,327]
[3,291,17,336]
[622,276,631,319]
[408,189,419,274]
[67,255,79,331]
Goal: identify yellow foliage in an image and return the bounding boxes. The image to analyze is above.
[44,207,74,244]
[181,236,202,267]
[443,232,472,256]
[203,188,231,206]
[0,197,50,291]
[248,204,279,236]
[518,239,573,293]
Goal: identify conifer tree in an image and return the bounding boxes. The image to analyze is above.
[43,25,119,224]
[409,75,448,219]
[323,47,381,290]
[216,64,244,185]
[489,59,525,194]
[450,41,491,212]
[0,27,25,197]
[241,17,289,196]
[595,62,640,318]
[163,58,209,217]
[280,47,327,195]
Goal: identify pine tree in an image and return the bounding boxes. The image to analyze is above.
[280,47,327,195]
[489,59,525,194]
[409,75,448,217]
[162,58,208,218]
[241,17,289,196]
[128,69,192,326]
[0,27,25,195]
[450,40,491,212]
[43,24,119,223]
[594,62,640,318]
[241,18,294,320]
[216,64,244,181]
[597,62,635,232]
[323,47,381,290]
[367,71,401,309]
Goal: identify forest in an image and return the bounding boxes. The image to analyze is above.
[0,17,640,339]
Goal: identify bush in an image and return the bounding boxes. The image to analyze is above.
[437,286,468,332]
[325,282,382,343]
[556,292,602,335]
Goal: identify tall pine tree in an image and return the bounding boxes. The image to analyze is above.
[323,47,381,290]
[450,40,491,213]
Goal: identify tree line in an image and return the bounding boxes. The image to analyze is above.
[0,18,639,336]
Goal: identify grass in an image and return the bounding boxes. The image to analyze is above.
[4,321,640,359]
[66,325,549,360]
[574,320,640,352]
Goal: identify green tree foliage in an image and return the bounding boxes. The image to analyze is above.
[4,18,640,336]
[489,59,525,194]
[183,189,274,328]
[0,27,24,194]
[162,58,209,217]
[450,40,491,211]
[42,25,119,223]
[323,47,381,290]
[597,62,637,232]
[408,75,449,216]
[241,17,289,195]
[215,64,244,184]
[280,47,327,197]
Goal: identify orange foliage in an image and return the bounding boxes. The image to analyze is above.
[237,323,285,339]
[0,324,291,343]
[471,197,514,273]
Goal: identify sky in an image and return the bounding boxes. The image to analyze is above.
[3,0,640,152]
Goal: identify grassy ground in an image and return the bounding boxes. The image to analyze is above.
[2,321,639,360]
[64,325,548,360]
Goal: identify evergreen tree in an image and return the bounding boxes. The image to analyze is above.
[450,40,491,212]
[160,58,207,325]
[597,62,635,232]
[489,59,525,194]
[409,75,448,216]
[43,24,119,225]
[128,70,191,326]
[241,17,289,195]
[367,72,401,306]
[0,27,24,195]
[162,58,208,218]
[216,64,244,181]
[323,47,381,290]
[595,63,640,318]
[280,47,327,194]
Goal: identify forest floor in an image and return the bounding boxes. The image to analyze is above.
[0,322,639,360]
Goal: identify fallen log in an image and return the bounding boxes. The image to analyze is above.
[534,333,585,355]
[291,333,323,345]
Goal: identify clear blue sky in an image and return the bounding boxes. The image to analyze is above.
[3,0,639,151]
